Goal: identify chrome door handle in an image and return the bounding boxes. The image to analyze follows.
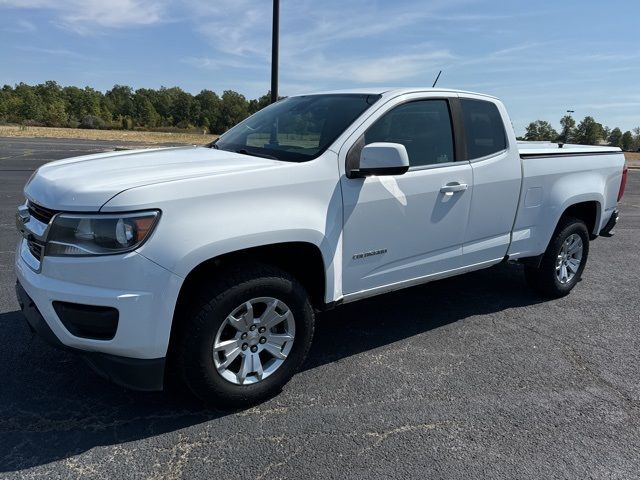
[440,182,468,195]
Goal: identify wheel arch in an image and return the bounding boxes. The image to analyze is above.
[174,241,328,311]
[164,241,328,380]
[517,197,601,268]
[543,197,601,256]
[560,200,601,237]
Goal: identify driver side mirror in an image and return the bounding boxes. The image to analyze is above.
[349,142,410,178]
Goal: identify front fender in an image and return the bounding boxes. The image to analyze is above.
[102,152,344,304]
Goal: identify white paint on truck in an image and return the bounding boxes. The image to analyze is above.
[15,88,626,399]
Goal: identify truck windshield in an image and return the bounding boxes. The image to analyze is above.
[211,94,381,162]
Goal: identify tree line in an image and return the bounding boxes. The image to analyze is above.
[1,81,639,148]
[522,115,640,151]
[0,81,275,133]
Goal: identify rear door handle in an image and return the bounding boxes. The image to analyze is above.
[440,182,468,195]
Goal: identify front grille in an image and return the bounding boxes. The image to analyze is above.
[27,238,44,261]
[27,201,58,224]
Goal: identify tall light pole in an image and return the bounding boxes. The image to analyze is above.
[270,0,280,104]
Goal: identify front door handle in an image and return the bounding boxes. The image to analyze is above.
[440,182,468,195]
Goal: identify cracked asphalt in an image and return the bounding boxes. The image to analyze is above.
[1,137,639,479]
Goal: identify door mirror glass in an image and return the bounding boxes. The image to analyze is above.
[350,142,410,178]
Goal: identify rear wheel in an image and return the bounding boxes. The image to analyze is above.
[175,264,314,408]
[525,216,589,298]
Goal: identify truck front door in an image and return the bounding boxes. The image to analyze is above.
[340,96,472,298]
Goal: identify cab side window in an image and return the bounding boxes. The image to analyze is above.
[460,99,507,159]
[361,99,456,168]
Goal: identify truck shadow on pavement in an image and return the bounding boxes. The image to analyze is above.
[0,262,543,473]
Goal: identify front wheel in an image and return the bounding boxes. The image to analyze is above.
[524,216,590,298]
[175,264,315,408]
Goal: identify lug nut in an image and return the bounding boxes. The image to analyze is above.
[250,325,257,331]
[259,337,267,344]
[258,327,266,333]
[241,343,248,351]
[241,333,248,340]
[250,345,258,353]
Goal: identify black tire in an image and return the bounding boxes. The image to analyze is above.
[524,216,590,298]
[174,263,314,408]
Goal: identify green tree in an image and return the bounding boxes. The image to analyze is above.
[132,90,160,128]
[608,127,623,147]
[524,120,558,141]
[14,83,44,123]
[82,87,103,117]
[64,86,87,122]
[632,127,640,151]
[168,88,194,127]
[42,99,67,126]
[105,85,133,119]
[152,87,177,125]
[559,114,576,143]
[35,81,63,110]
[139,98,160,127]
[99,98,113,125]
[574,116,603,145]
[0,85,16,121]
[248,92,274,115]
[621,131,634,151]
[218,90,249,132]
[0,80,269,132]
[195,89,221,132]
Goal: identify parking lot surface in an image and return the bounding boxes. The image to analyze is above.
[1,137,639,479]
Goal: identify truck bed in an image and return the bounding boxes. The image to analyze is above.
[507,142,625,260]
[518,142,621,157]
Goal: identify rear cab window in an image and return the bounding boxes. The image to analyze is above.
[460,99,507,160]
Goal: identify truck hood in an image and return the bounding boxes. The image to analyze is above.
[24,146,284,210]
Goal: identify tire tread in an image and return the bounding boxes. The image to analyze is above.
[174,262,314,408]
[525,216,589,298]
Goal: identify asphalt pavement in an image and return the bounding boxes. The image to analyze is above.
[1,137,639,479]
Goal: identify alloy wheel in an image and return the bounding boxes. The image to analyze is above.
[213,297,295,385]
[555,233,583,284]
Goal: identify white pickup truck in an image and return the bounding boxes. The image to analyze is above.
[15,88,628,406]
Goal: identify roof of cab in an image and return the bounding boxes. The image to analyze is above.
[292,87,499,100]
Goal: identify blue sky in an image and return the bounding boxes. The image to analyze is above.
[1,0,639,134]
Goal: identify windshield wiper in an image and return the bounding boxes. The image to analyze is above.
[235,149,278,160]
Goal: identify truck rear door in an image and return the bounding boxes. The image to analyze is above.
[458,95,522,267]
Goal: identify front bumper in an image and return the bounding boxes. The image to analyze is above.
[15,239,184,391]
[16,281,165,390]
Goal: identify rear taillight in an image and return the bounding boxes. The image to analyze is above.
[617,165,628,202]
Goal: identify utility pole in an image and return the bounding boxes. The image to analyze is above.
[270,0,280,104]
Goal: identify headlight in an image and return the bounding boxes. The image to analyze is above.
[46,211,160,256]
